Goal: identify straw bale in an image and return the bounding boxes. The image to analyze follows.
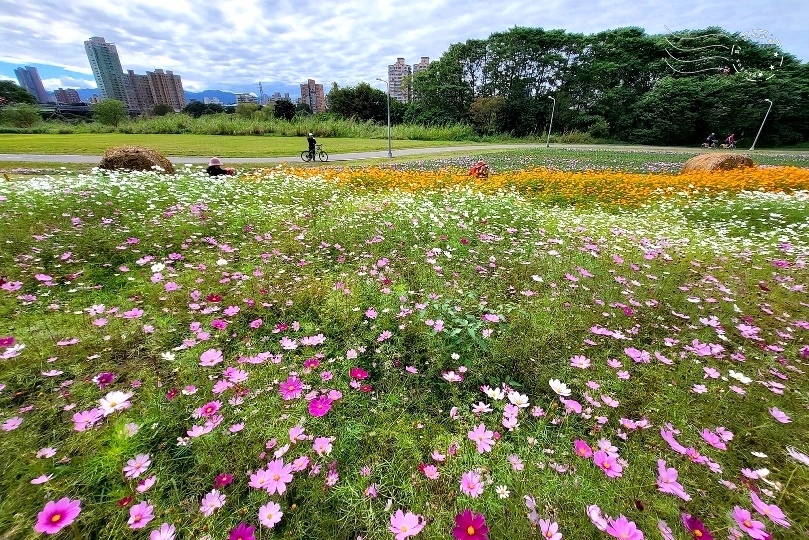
[681,153,755,174]
[99,146,175,174]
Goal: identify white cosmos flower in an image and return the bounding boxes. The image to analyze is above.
[507,391,530,408]
[728,370,752,384]
[496,485,510,498]
[485,387,505,400]
[99,391,133,416]
[161,351,176,362]
[786,447,809,467]
[549,379,571,397]
[150,262,166,273]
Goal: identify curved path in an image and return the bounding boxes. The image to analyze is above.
[0,143,802,164]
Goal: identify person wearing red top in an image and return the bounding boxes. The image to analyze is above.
[468,159,489,179]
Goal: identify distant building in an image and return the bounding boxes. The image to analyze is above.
[203,97,222,105]
[388,57,411,103]
[14,66,50,103]
[300,79,326,112]
[268,92,291,103]
[84,37,134,107]
[412,56,430,75]
[88,94,102,104]
[126,70,155,111]
[236,93,258,104]
[147,69,185,111]
[54,88,83,104]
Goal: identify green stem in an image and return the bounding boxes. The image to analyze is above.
[777,466,797,505]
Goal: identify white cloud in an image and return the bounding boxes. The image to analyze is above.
[0,0,806,93]
[41,77,97,91]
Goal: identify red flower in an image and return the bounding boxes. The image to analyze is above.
[166,388,179,400]
[206,293,222,303]
[117,496,133,507]
[350,367,369,380]
[452,509,488,540]
[214,473,233,488]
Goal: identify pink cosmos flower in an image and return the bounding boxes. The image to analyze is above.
[229,522,255,540]
[656,460,690,501]
[137,476,157,493]
[199,348,223,366]
[308,395,333,417]
[34,497,82,534]
[72,408,104,431]
[769,407,791,423]
[31,474,53,484]
[2,416,22,431]
[606,515,644,540]
[258,501,283,528]
[453,509,489,540]
[574,439,593,458]
[199,489,226,516]
[279,377,302,400]
[194,400,222,418]
[123,454,151,478]
[732,506,768,539]
[750,491,790,528]
[539,519,562,540]
[593,450,623,478]
[468,423,495,453]
[128,502,154,529]
[149,523,175,540]
[699,429,727,450]
[586,505,608,532]
[570,355,591,369]
[389,509,425,540]
[460,470,484,498]
[265,458,294,495]
[423,465,440,479]
[313,436,334,456]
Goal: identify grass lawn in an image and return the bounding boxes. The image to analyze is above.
[0,133,477,157]
[1,151,808,539]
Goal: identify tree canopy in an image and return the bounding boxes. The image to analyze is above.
[0,81,37,106]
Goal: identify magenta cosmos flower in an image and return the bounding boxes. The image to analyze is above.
[574,439,593,458]
[452,509,488,540]
[279,377,302,400]
[681,514,713,539]
[593,450,623,478]
[605,515,643,540]
[732,506,768,539]
[34,497,81,534]
[308,395,333,417]
[229,522,255,540]
[389,509,425,540]
[128,502,154,529]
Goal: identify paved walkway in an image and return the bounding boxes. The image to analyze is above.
[0,144,801,164]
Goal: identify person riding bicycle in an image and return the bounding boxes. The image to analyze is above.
[704,133,717,148]
[307,132,317,161]
[724,133,736,147]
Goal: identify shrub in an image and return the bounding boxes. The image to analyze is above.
[91,100,128,126]
[0,103,41,128]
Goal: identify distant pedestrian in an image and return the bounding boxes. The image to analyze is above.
[206,157,234,176]
[307,132,317,161]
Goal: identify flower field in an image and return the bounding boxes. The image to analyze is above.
[1,150,808,540]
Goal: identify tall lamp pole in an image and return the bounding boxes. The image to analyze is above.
[749,98,772,151]
[376,78,392,158]
[546,96,556,148]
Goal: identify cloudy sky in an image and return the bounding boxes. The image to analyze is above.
[0,0,806,96]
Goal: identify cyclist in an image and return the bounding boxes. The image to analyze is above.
[703,133,717,148]
[307,132,317,161]
[723,133,736,148]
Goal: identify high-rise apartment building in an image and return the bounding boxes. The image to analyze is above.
[300,79,326,112]
[412,57,430,75]
[126,70,155,111]
[14,66,51,103]
[54,88,82,104]
[147,69,185,111]
[388,58,412,103]
[84,37,133,107]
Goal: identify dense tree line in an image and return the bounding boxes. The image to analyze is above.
[328,27,808,146]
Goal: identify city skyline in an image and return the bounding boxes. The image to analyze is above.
[0,0,806,98]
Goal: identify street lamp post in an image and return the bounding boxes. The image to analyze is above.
[546,96,556,148]
[376,78,393,158]
[749,98,773,151]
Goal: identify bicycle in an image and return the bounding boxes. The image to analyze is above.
[301,144,328,162]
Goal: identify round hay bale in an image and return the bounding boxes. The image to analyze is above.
[681,153,755,174]
[99,146,175,174]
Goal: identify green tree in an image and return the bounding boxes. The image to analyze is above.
[183,100,207,118]
[153,103,173,116]
[235,102,259,118]
[91,99,128,126]
[273,99,296,121]
[468,96,504,134]
[0,103,41,127]
[327,82,387,122]
[0,80,36,106]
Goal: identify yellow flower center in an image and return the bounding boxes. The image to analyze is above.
[51,514,61,523]
[134,516,141,522]
[603,462,611,469]
[273,474,280,480]
[743,520,752,528]
[401,526,408,532]
[467,526,476,535]
[546,532,553,538]
[694,531,703,538]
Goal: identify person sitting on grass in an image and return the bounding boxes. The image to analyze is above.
[468,159,490,179]
[206,157,234,176]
